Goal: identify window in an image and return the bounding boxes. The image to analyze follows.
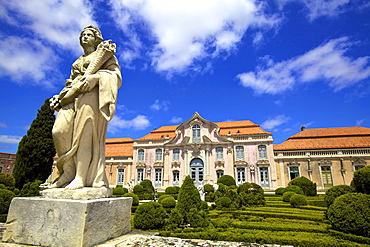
[258,145,267,159]
[236,146,244,160]
[216,147,223,160]
[137,169,144,183]
[117,169,124,185]
[216,170,224,179]
[173,170,180,184]
[155,169,162,186]
[354,165,366,171]
[192,124,201,143]
[0,167,2,173]
[259,167,270,187]
[236,168,245,185]
[289,166,300,180]
[138,149,144,162]
[173,149,180,161]
[155,149,163,161]
[321,166,333,187]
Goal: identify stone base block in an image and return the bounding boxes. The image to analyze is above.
[3,197,132,247]
[40,187,113,200]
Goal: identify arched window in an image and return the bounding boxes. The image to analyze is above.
[155,149,163,161]
[192,124,201,143]
[138,149,144,162]
[258,145,267,159]
[236,146,244,160]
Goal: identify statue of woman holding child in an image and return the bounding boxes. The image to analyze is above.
[49,25,121,190]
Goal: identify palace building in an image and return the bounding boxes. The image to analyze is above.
[19,112,370,191]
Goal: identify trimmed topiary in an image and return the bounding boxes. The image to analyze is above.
[176,175,202,225]
[158,194,174,204]
[133,184,145,199]
[290,194,307,208]
[123,192,139,206]
[324,185,355,207]
[113,186,128,196]
[134,201,168,230]
[327,193,370,237]
[283,191,296,202]
[216,196,232,208]
[203,184,215,193]
[20,180,42,197]
[288,176,317,196]
[275,187,286,196]
[140,179,155,194]
[284,185,304,195]
[0,189,15,214]
[160,196,176,208]
[236,182,266,207]
[217,175,236,187]
[352,165,370,194]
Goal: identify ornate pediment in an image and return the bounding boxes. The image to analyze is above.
[154,162,164,168]
[257,159,269,166]
[191,143,201,157]
[319,159,332,165]
[136,162,146,168]
[171,161,181,169]
[214,160,225,168]
[234,160,247,167]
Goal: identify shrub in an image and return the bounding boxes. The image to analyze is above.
[275,187,286,196]
[158,194,174,204]
[217,175,236,187]
[140,179,155,194]
[282,191,296,202]
[133,184,144,199]
[123,192,139,206]
[176,175,202,225]
[216,196,232,208]
[326,193,370,237]
[324,185,354,207]
[203,184,215,193]
[161,196,176,208]
[0,189,15,214]
[0,173,15,191]
[284,185,304,195]
[134,201,168,230]
[288,176,317,196]
[165,186,180,194]
[188,208,209,228]
[352,165,370,194]
[290,194,308,208]
[236,182,265,207]
[113,186,128,195]
[20,180,42,197]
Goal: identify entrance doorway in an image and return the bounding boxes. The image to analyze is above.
[190,158,204,186]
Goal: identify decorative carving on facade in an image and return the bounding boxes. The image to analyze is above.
[191,143,201,157]
[352,157,366,164]
[164,149,170,156]
[227,147,233,154]
[257,159,269,166]
[318,159,332,165]
[117,163,126,169]
[234,160,247,167]
[136,162,146,168]
[154,162,164,168]
[287,160,300,166]
[249,166,256,173]
[214,160,225,168]
[171,161,181,169]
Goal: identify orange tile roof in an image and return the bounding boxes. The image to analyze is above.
[136,120,270,140]
[274,127,370,150]
[105,138,134,156]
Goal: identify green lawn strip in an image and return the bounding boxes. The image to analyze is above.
[211,218,328,233]
[266,202,327,211]
[329,230,370,245]
[159,228,363,247]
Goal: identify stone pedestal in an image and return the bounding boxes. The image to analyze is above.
[3,196,132,247]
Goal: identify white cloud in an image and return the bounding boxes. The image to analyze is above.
[0,122,7,128]
[110,0,281,74]
[261,115,291,130]
[237,37,370,94]
[150,100,170,111]
[356,119,365,126]
[108,115,151,133]
[1,0,96,54]
[170,116,183,124]
[0,135,22,144]
[0,36,60,87]
[277,0,369,21]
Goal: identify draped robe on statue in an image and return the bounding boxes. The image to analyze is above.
[52,52,121,188]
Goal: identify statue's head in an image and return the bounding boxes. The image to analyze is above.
[79,25,103,49]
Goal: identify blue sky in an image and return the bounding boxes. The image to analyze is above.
[1,0,370,154]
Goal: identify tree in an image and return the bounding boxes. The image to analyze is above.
[13,98,56,189]
[352,165,370,194]
[288,176,317,196]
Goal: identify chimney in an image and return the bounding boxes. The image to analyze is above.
[301,126,306,131]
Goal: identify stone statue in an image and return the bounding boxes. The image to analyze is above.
[49,25,121,190]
